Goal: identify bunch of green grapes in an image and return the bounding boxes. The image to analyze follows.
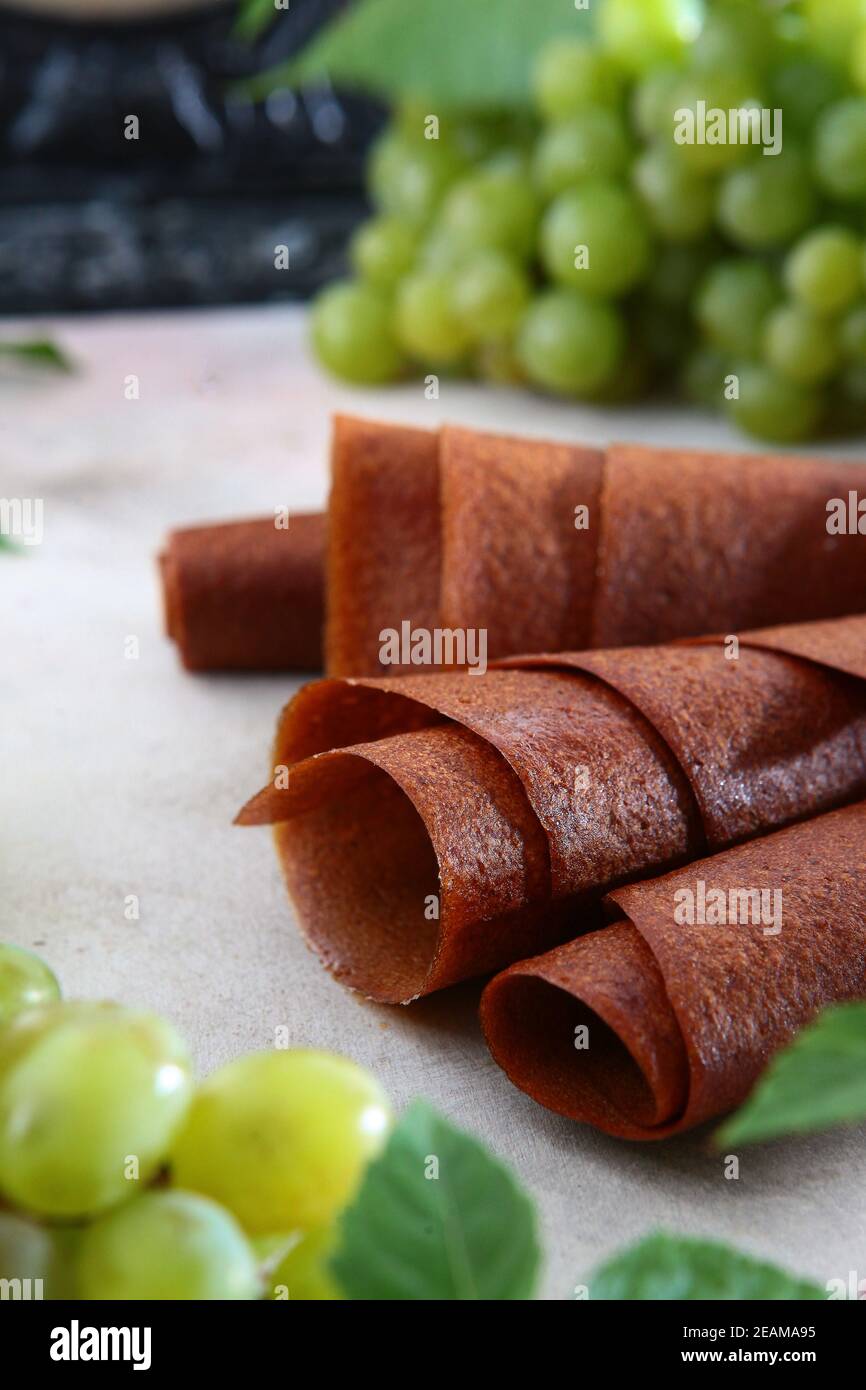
[0,943,390,1299]
[311,0,866,443]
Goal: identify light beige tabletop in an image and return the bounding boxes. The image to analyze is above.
[4,303,865,1300]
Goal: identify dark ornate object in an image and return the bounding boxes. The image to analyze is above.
[0,1,382,312]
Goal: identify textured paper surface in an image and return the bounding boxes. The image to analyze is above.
[4,304,866,1299]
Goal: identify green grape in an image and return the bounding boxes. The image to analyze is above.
[763,303,841,386]
[171,1050,392,1235]
[350,217,418,289]
[532,109,631,198]
[633,144,714,243]
[532,38,623,120]
[853,29,866,92]
[516,289,626,397]
[311,282,405,384]
[77,1190,259,1300]
[0,943,60,1027]
[814,98,866,202]
[785,227,865,317]
[0,1001,192,1219]
[692,2,778,76]
[770,59,846,136]
[368,128,466,225]
[841,303,866,360]
[727,362,822,442]
[681,346,731,411]
[539,180,653,299]
[598,0,700,76]
[451,251,531,343]
[696,258,781,358]
[268,1225,342,1301]
[395,270,473,364]
[671,74,766,174]
[803,0,866,65]
[717,147,817,250]
[631,66,684,142]
[647,240,721,308]
[436,168,539,259]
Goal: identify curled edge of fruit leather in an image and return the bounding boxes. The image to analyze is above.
[480,801,866,1140]
[236,615,866,1006]
[160,513,326,672]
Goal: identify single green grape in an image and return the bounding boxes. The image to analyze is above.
[841,303,866,360]
[717,147,817,250]
[670,74,766,174]
[516,289,625,397]
[727,362,822,442]
[763,303,841,386]
[0,1001,193,1219]
[311,281,405,384]
[395,270,473,364]
[692,2,778,76]
[367,129,466,225]
[436,168,539,259]
[170,1050,392,1235]
[268,1225,342,1301]
[770,58,846,136]
[350,217,418,290]
[77,1190,259,1300]
[532,109,632,198]
[451,251,531,343]
[696,258,782,358]
[814,98,866,202]
[803,0,866,65]
[0,943,60,1027]
[532,38,623,119]
[681,346,732,411]
[598,0,700,76]
[785,227,865,317]
[633,144,715,243]
[539,180,653,299]
[631,66,684,142]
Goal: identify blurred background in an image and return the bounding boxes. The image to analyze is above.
[0,0,381,313]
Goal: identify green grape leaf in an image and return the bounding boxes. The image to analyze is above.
[240,0,596,108]
[233,0,279,43]
[590,1233,825,1301]
[0,339,74,371]
[718,1002,866,1147]
[331,1099,540,1300]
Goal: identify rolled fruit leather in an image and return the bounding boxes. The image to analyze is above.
[160,513,325,672]
[480,800,866,1140]
[236,614,866,1004]
[329,421,866,674]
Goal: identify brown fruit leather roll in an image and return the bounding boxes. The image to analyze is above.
[592,444,866,648]
[237,615,866,1003]
[325,422,866,677]
[480,801,866,1140]
[325,415,441,678]
[160,514,325,672]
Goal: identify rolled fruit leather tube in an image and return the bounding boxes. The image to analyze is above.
[480,800,866,1140]
[160,513,325,672]
[236,614,866,1004]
